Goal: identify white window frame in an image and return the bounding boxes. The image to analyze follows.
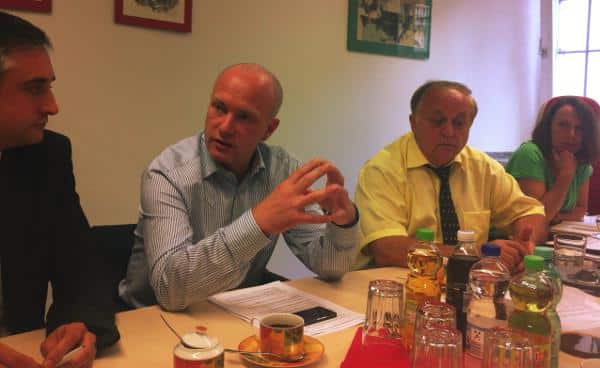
[540,0,597,100]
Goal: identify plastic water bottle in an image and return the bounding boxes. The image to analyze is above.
[509,254,555,368]
[446,230,480,346]
[534,246,562,368]
[465,243,510,360]
[403,228,442,350]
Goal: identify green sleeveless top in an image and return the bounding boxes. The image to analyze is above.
[506,141,592,211]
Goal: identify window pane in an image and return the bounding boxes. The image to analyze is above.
[590,0,600,49]
[558,0,589,51]
[555,53,586,96]
[587,52,600,102]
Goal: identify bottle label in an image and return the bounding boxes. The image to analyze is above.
[405,298,418,324]
[403,298,418,350]
[465,321,485,359]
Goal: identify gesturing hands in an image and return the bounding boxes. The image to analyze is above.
[253,159,357,236]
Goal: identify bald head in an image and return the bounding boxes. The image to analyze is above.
[215,63,283,118]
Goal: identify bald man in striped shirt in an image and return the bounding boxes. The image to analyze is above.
[119,64,359,311]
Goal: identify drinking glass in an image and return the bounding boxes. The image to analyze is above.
[482,328,533,368]
[411,328,462,368]
[414,302,456,333]
[362,279,404,347]
[554,233,587,281]
[593,217,600,239]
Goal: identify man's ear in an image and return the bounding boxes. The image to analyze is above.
[409,114,416,131]
[262,118,280,141]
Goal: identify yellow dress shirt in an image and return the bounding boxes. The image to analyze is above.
[355,132,545,268]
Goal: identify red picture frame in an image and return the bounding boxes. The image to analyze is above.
[0,0,52,13]
[114,0,192,33]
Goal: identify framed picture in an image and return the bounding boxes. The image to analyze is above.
[115,0,192,33]
[347,0,431,59]
[0,0,52,13]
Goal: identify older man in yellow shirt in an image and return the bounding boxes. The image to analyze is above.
[355,81,546,273]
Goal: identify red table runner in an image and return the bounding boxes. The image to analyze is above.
[340,327,409,368]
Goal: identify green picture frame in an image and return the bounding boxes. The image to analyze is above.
[347,0,432,59]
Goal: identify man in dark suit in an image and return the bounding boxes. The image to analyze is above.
[0,11,119,368]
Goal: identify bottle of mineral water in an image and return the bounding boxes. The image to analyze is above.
[509,254,555,368]
[446,230,480,346]
[465,243,510,360]
[404,228,442,351]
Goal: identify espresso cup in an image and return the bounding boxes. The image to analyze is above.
[253,313,304,360]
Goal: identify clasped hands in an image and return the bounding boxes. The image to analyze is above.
[253,159,356,236]
[0,322,96,368]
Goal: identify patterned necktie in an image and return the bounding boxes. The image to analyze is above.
[428,165,459,245]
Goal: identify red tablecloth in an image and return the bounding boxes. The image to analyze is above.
[340,327,409,368]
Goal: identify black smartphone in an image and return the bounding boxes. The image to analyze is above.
[561,333,600,359]
[293,306,337,326]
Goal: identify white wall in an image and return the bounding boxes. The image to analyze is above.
[7,1,543,278]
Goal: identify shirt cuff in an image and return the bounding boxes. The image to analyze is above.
[332,203,360,228]
[224,210,272,260]
[326,220,359,250]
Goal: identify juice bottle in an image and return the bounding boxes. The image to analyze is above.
[446,229,480,346]
[508,255,554,368]
[534,246,562,368]
[465,243,510,360]
[403,228,442,350]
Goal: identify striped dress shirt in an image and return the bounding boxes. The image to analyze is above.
[119,133,359,310]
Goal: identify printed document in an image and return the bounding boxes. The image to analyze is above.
[208,281,364,336]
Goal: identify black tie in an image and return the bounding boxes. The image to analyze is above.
[428,165,459,245]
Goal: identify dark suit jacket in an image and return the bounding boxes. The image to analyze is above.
[0,130,119,349]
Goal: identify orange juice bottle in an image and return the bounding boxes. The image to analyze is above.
[403,228,442,350]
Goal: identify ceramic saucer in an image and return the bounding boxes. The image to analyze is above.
[237,335,324,367]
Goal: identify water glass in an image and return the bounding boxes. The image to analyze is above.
[411,328,462,368]
[482,328,533,368]
[362,279,404,347]
[554,233,586,281]
[415,302,456,332]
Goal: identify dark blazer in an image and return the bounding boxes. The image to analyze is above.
[0,130,119,349]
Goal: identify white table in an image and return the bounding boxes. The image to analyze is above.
[1,267,597,367]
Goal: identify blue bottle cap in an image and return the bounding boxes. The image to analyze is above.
[481,243,501,256]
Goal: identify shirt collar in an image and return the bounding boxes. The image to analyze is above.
[405,131,465,169]
[198,133,266,180]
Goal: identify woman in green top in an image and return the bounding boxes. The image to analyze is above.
[506,96,600,223]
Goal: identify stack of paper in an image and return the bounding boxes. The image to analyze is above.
[208,281,364,336]
[551,221,598,236]
[549,219,600,254]
[557,285,600,332]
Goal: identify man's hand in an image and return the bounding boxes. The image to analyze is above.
[40,323,96,368]
[314,160,356,226]
[253,159,356,235]
[0,343,41,368]
[491,226,534,274]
